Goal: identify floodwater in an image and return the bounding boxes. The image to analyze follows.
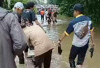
[16,15,100,68]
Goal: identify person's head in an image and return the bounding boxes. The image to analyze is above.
[0,0,4,7]
[26,2,35,10]
[73,4,84,17]
[13,2,24,15]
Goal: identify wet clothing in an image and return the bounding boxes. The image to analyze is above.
[23,25,54,57]
[65,14,93,67]
[23,10,37,24]
[69,43,89,66]
[65,14,93,47]
[0,7,27,68]
[34,50,52,68]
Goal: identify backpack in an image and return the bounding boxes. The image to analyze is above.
[75,21,89,39]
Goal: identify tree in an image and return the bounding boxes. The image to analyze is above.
[3,0,37,9]
[51,0,100,24]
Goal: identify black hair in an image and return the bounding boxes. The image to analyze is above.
[0,0,4,7]
[75,10,84,14]
[26,2,35,9]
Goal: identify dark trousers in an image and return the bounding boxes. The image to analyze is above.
[18,53,25,64]
[25,46,29,53]
[41,15,44,21]
[34,50,52,68]
[18,46,29,64]
[47,17,51,24]
[69,43,89,68]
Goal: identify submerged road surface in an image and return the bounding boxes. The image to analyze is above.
[16,15,100,68]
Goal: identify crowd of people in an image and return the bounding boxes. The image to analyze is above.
[0,0,95,68]
[39,8,58,25]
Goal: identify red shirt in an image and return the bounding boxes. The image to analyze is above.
[40,11,45,15]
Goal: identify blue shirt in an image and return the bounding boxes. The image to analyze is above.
[66,15,93,47]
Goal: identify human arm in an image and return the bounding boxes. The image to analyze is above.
[90,21,95,47]
[9,14,27,55]
[90,27,95,48]
[31,11,45,32]
[89,25,95,58]
[58,22,74,44]
[58,32,69,44]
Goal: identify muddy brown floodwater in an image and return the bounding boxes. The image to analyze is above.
[45,19,100,68]
[16,16,100,68]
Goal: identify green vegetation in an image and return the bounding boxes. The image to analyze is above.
[3,0,100,25]
[48,0,100,25]
[3,0,37,9]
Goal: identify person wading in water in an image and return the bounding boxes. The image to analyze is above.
[58,4,95,68]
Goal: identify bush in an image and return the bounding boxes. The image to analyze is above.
[59,0,100,24]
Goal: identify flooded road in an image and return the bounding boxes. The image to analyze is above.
[16,15,100,68]
[44,18,100,68]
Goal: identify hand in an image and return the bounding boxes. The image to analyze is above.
[57,41,60,45]
[91,42,95,48]
[57,39,61,46]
